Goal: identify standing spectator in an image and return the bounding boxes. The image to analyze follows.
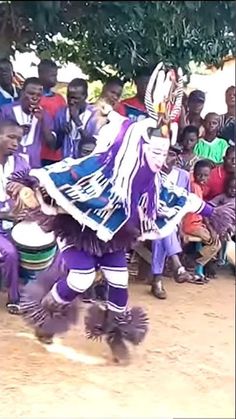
[52,78,94,159]
[0,77,55,168]
[117,67,152,121]
[179,90,205,137]
[219,86,235,132]
[0,59,19,107]
[204,146,235,200]
[99,77,124,109]
[194,112,229,164]
[38,59,66,166]
[177,125,199,172]
[219,86,235,145]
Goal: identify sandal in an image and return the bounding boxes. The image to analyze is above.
[187,275,206,285]
[174,266,193,283]
[6,302,21,315]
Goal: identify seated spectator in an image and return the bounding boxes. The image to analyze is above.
[117,67,152,121]
[151,147,192,300]
[204,146,235,200]
[38,59,66,166]
[0,77,55,168]
[0,59,20,107]
[0,120,30,314]
[177,125,199,172]
[219,86,235,144]
[210,176,236,266]
[179,90,205,137]
[194,112,229,164]
[182,160,221,283]
[210,176,236,207]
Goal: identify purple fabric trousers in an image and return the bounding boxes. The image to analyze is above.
[52,247,128,313]
[0,233,19,302]
[152,230,182,275]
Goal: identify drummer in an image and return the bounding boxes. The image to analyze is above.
[0,119,30,314]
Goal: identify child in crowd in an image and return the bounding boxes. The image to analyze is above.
[204,146,235,200]
[182,160,221,283]
[177,125,199,172]
[210,176,236,265]
[194,113,229,164]
[179,90,205,138]
[210,176,236,207]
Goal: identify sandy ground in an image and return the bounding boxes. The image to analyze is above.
[0,273,235,418]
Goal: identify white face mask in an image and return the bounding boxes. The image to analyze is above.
[143,136,170,173]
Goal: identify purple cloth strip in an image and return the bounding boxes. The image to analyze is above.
[56,278,79,302]
[108,285,128,312]
[200,202,214,218]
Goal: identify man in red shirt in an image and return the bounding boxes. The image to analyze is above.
[38,59,66,166]
[204,146,235,200]
[117,67,152,121]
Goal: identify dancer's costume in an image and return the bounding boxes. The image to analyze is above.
[8,63,234,362]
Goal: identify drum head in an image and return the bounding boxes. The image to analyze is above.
[11,221,55,251]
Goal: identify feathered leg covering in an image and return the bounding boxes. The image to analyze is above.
[84,304,149,364]
[20,255,80,337]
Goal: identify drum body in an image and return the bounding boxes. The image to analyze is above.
[11,221,57,283]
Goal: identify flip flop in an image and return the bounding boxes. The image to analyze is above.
[187,275,205,285]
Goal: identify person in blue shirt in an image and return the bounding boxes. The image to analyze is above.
[0,59,19,107]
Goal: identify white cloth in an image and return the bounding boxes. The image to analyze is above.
[0,85,18,101]
[0,155,14,204]
[94,111,127,153]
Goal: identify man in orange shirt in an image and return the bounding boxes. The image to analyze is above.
[117,67,152,121]
[38,59,66,166]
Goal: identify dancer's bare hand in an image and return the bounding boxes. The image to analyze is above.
[14,208,29,222]
[7,182,24,199]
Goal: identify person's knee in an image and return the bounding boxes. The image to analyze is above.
[2,241,18,263]
[66,268,96,293]
[102,268,129,287]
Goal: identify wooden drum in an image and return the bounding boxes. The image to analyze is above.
[11,221,57,283]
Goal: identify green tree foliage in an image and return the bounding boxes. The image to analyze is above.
[0,1,235,80]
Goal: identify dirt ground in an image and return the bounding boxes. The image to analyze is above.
[1,273,235,418]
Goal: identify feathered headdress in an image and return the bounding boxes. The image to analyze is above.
[144,62,183,144]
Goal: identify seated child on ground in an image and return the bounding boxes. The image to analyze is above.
[210,176,236,265]
[194,113,229,164]
[182,160,221,282]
